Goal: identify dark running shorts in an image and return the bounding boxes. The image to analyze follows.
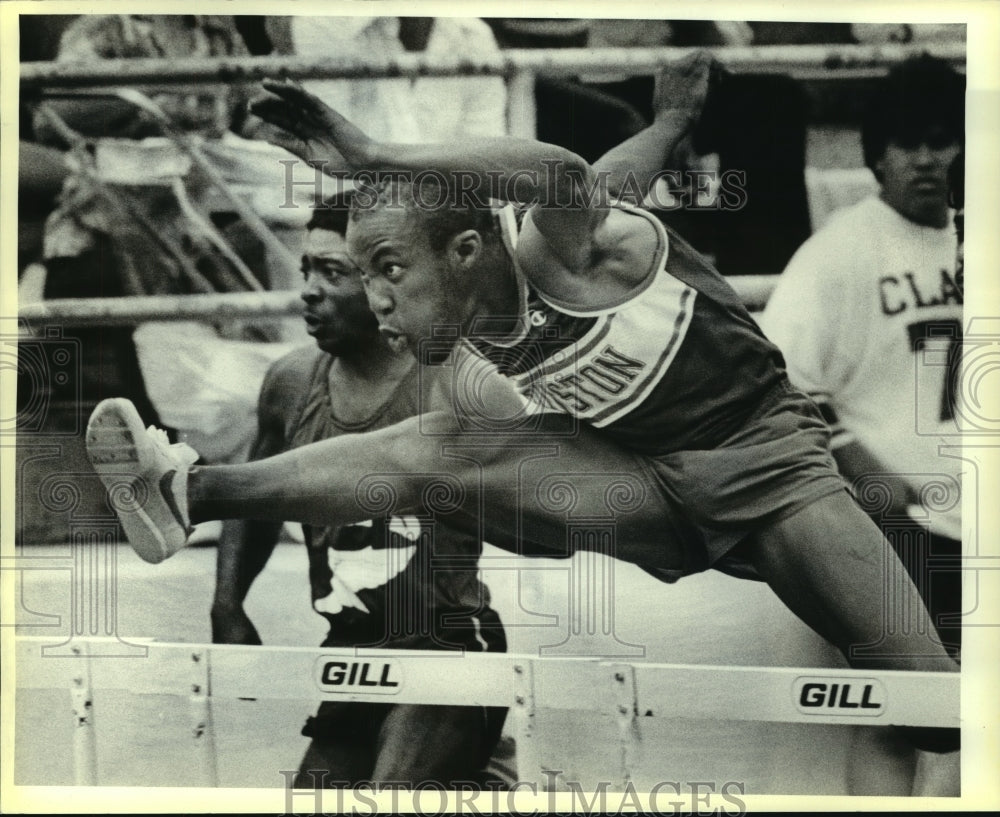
[419,378,848,586]
[639,377,849,582]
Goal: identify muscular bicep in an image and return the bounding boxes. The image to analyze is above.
[517,204,611,295]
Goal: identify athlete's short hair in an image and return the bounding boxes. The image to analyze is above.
[349,175,497,252]
[306,192,351,236]
[862,53,965,178]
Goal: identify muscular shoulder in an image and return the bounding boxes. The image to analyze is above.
[259,345,324,417]
[518,205,655,310]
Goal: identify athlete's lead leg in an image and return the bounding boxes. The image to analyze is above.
[88,398,691,569]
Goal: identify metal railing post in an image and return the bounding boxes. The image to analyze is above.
[506,69,537,140]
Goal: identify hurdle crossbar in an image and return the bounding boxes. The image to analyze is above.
[15,277,778,327]
[18,44,966,90]
[14,636,959,788]
[16,636,959,724]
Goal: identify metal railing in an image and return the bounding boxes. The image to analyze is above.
[14,276,778,327]
[20,42,966,139]
[19,43,966,87]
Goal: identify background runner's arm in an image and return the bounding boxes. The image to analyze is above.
[210,368,288,645]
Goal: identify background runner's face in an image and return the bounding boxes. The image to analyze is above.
[347,206,476,358]
[300,228,380,357]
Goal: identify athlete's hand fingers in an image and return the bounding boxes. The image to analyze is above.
[653,50,713,119]
[252,80,338,137]
[654,50,729,156]
[263,129,309,160]
[248,96,305,134]
[260,77,325,112]
[253,80,374,166]
[259,78,351,132]
[248,97,339,162]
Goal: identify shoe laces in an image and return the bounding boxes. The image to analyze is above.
[146,425,200,468]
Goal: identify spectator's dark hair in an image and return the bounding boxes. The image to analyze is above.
[349,175,497,252]
[862,53,965,178]
[306,192,351,236]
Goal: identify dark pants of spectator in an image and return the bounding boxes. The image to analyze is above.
[534,76,648,165]
[658,73,812,278]
[883,520,963,660]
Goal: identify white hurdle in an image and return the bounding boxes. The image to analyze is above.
[15,636,959,788]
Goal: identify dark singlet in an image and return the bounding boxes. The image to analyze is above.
[285,349,502,652]
[470,203,788,455]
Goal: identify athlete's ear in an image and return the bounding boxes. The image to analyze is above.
[447,230,482,270]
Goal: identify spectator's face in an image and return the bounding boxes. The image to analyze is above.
[877,126,961,227]
[300,228,380,357]
[347,206,480,360]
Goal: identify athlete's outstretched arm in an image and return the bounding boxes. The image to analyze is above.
[593,50,727,202]
[249,80,606,275]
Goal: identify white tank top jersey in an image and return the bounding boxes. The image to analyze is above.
[760,195,962,538]
[469,203,787,456]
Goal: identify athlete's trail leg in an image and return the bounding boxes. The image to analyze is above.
[750,490,958,673]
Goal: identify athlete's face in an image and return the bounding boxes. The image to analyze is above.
[300,227,380,357]
[877,126,961,228]
[346,206,480,359]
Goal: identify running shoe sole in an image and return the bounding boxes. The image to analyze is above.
[85,398,190,563]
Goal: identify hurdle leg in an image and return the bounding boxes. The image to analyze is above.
[511,660,544,787]
[189,648,219,787]
[69,642,98,785]
[609,664,642,791]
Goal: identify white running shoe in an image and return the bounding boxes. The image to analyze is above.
[86,398,199,563]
